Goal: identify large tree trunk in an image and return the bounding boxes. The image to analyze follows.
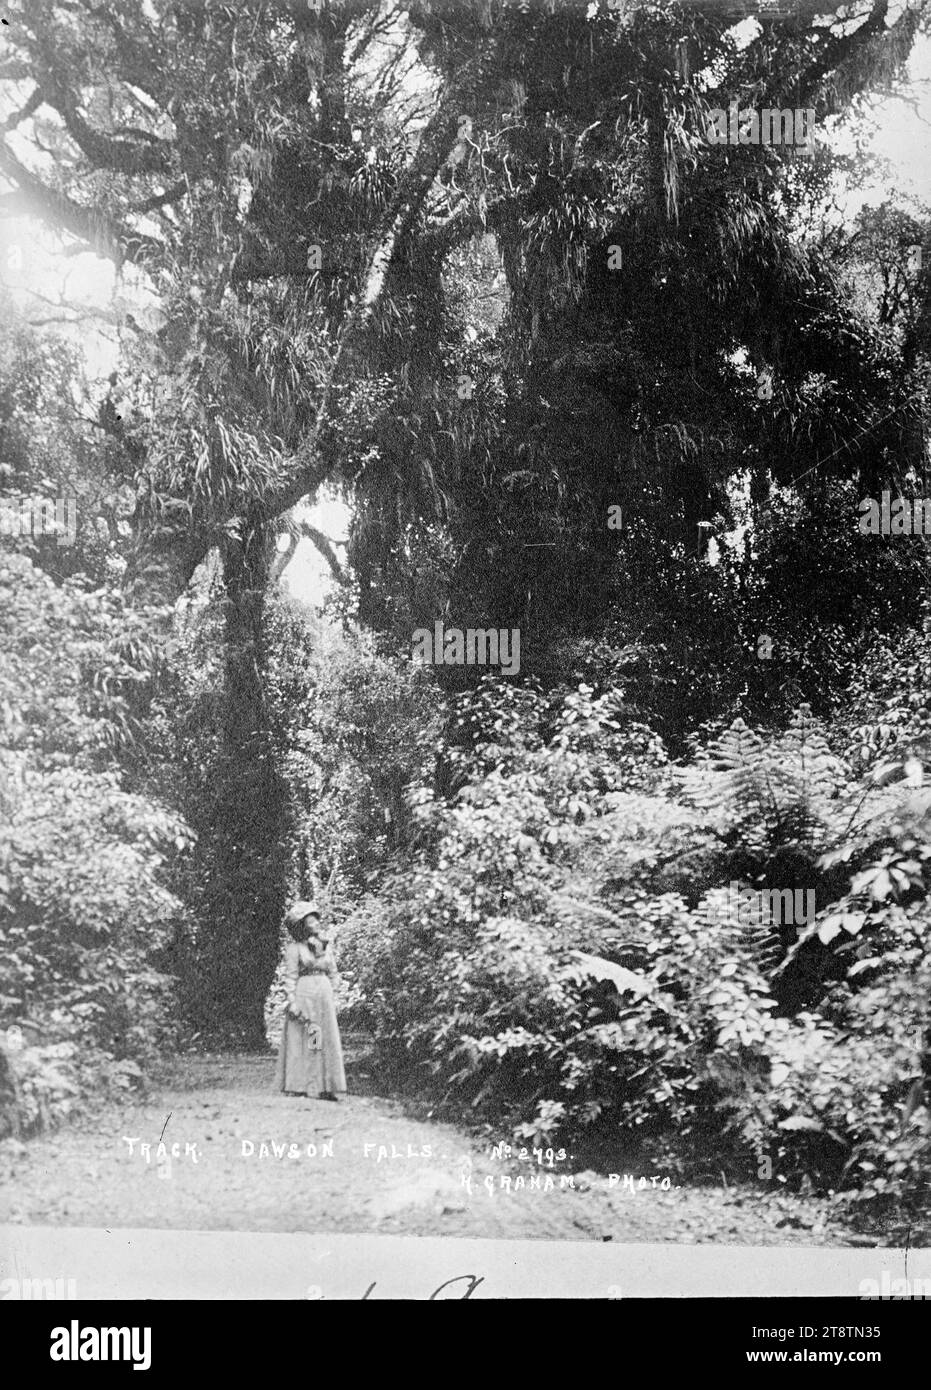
[192,519,291,1047]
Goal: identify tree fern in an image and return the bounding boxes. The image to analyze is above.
[680,706,846,868]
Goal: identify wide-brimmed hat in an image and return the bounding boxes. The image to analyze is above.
[285,900,321,926]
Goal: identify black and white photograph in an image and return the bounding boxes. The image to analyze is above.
[1,0,931,1333]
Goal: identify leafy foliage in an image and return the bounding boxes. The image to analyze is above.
[0,553,192,1136]
[334,670,931,1221]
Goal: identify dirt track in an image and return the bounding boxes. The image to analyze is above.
[0,1051,876,1245]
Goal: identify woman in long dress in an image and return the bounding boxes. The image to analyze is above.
[275,901,347,1101]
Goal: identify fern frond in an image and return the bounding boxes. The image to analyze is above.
[679,707,845,864]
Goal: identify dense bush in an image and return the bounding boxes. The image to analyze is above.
[341,669,931,1219]
[264,601,445,896]
[0,553,193,1136]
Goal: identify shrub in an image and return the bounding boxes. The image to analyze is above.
[345,676,931,1219]
[0,553,193,1135]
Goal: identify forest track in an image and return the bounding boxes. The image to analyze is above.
[0,1050,875,1245]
